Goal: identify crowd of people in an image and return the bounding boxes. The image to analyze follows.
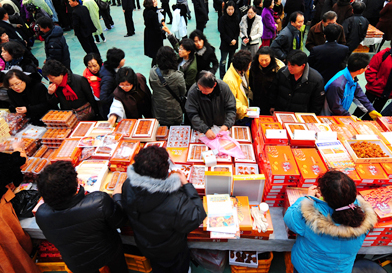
[0,0,391,272]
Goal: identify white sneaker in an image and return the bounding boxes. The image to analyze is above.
[94,40,100,44]
[103,38,107,43]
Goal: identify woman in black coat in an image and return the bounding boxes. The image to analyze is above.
[189,30,219,76]
[4,70,54,126]
[144,0,164,66]
[218,1,239,79]
[42,60,99,121]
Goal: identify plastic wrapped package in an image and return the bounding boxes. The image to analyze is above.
[190,249,228,273]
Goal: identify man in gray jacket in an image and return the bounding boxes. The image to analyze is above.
[185,71,236,139]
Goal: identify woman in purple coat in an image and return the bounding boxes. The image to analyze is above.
[261,0,277,46]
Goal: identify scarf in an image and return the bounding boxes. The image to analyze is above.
[5,57,23,70]
[196,46,207,56]
[58,73,78,101]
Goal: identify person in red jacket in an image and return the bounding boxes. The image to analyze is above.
[83,53,102,99]
[353,45,392,120]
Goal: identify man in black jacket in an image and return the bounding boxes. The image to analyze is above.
[308,24,349,83]
[0,7,26,45]
[342,1,369,53]
[122,0,135,37]
[68,0,100,55]
[36,16,71,70]
[36,161,128,273]
[114,146,206,273]
[185,71,236,139]
[270,50,325,114]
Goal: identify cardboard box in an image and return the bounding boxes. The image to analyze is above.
[337,168,361,184]
[284,123,316,147]
[260,122,288,145]
[76,160,109,193]
[235,163,259,175]
[360,186,392,219]
[167,125,191,147]
[211,164,233,174]
[316,140,355,169]
[187,144,209,163]
[233,196,253,231]
[330,123,357,142]
[292,148,328,184]
[144,141,166,148]
[110,140,140,164]
[189,165,208,192]
[355,163,389,184]
[232,174,265,205]
[381,163,392,180]
[131,119,157,138]
[156,126,169,140]
[377,117,392,132]
[265,146,300,179]
[344,139,392,163]
[205,171,232,195]
[231,126,252,143]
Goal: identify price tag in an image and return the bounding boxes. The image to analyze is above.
[265,129,287,139]
[355,135,378,140]
[317,131,337,141]
[293,130,315,140]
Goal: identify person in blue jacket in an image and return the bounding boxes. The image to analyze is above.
[324,53,382,119]
[284,171,377,273]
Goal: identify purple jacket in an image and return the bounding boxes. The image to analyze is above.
[262,8,277,40]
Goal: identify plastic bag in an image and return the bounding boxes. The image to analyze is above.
[190,249,228,273]
[11,190,41,218]
[200,130,245,158]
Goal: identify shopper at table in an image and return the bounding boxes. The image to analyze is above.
[0,141,41,273]
[325,53,381,119]
[4,69,54,126]
[185,70,236,139]
[113,146,206,273]
[342,1,369,53]
[353,45,392,120]
[36,161,128,273]
[42,59,99,120]
[269,50,325,115]
[284,171,377,273]
[108,66,152,125]
[189,30,219,75]
[83,52,102,100]
[249,46,285,115]
[223,50,253,123]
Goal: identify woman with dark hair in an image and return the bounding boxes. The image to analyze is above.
[149,46,186,126]
[83,53,103,99]
[261,0,277,46]
[42,59,99,121]
[0,140,41,273]
[99,48,125,117]
[189,29,219,75]
[284,171,377,273]
[239,6,263,58]
[114,145,206,273]
[253,0,263,15]
[249,46,285,115]
[1,41,41,83]
[218,1,239,79]
[332,0,353,25]
[107,67,152,125]
[3,69,54,125]
[143,0,164,66]
[273,0,284,32]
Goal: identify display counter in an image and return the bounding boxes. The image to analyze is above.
[20,208,392,255]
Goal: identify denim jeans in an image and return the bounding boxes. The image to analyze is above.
[219,49,236,79]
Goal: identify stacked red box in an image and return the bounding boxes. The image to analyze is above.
[283,187,309,238]
[363,222,392,246]
[284,123,316,147]
[261,146,300,207]
[355,163,389,187]
[381,163,392,183]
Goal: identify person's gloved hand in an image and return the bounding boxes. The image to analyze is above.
[369,110,382,120]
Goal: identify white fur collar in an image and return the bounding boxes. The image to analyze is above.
[127,165,181,194]
[301,196,377,238]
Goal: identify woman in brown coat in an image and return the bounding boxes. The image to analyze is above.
[332,0,353,25]
[376,0,392,41]
[0,141,41,273]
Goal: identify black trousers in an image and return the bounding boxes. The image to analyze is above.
[135,0,141,9]
[150,246,190,273]
[161,1,172,23]
[353,91,388,120]
[196,21,206,32]
[101,7,114,28]
[124,8,135,35]
[77,34,100,56]
[112,0,121,5]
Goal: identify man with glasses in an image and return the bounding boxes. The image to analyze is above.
[185,70,236,139]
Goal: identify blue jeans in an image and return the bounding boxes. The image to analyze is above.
[219,49,236,79]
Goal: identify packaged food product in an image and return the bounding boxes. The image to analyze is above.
[190,165,208,190]
[33,145,49,158]
[344,139,392,163]
[295,113,321,124]
[317,116,338,125]
[274,112,298,124]
[156,126,169,140]
[70,121,96,138]
[131,119,157,138]
[334,116,357,125]
[235,163,259,175]
[231,126,252,142]
[360,186,392,219]
[234,144,256,163]
[110,140,140,162]
[187,144,208,162]
[211,164,233,174]
[330,123,357,142]
[292,148,328,184]
[53,139,82,165]
[171,164,193,180]
[144,141,166,148]
[167,126,191,147]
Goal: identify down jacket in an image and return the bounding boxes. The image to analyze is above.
[270,23,302,61]
[269,64,325,114]
[365,48,392,98]
[239,14,263,46]
[284,195,377,273]
[149,66,186,126]
[185,80,236,133]
[42,26,70,69]
[99,64,117,118]
[36,186,127,273]
[342,15,369,52]
[115,166,206,262]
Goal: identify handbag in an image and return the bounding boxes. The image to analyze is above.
[96,0,109,9]
[74,102,95,121]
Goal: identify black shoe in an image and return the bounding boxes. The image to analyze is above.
[167,21,172,24]
[124,33,135,37]
[111,3,116,6]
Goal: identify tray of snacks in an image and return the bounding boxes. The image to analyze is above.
[131,118,158,138]
[69,121,96,138]
[41,110,77,128]
[211,164,233,174]
[93,133,123,159]
[334,116,357,125]
[234,144,256,163]
[295,113,321,124]
[6,113,28,135]
[33,145,49,158]
[156,126,169,140]
[190,129,204,143]
[306,123,332,132]
[215,152,233,163]
[114,119,137,137]
[110,140,140,163]
[284,123,315,146]
[190,165,208,192]
[235,163,259,175]
[330,123,357,142]
[344,140,392,163]
[318,116,338,125]
[52,139,82,165]
[187,144,209,162]
[105,171,128,191]
[167,126,191,147]
[274,112,298,124]
[171,164,193,181]
[231,126,252,142]
[42,128,72,145]
[229,251,258,268]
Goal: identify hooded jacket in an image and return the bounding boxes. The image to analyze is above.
[43,26,71,69]
[270,23,302,61]
[36,187,127,273]
[365,48,392,98]
[269,64,325,114]
[115,166,206,262]
[284,196,377,273]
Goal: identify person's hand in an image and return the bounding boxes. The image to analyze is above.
[16,107,27,114]
[243,38,249,44]
[16,24,22,28]
[108,115,117,127]
[220,125,228,132]
[162,23,170,34]
[178,170,188,186]
[275,24,278,28]
[113,179,124,194]
[269,108,275,115]
[43,59,46,64]
[231,39,236,45]
[90,76,98,81]
[48,83,57,95]
[123,9,125,12]
[369,110,382,120]
[12,140,24,151]
[276,18,281,23]
[307,185,321,198]
[205,129,216,140]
